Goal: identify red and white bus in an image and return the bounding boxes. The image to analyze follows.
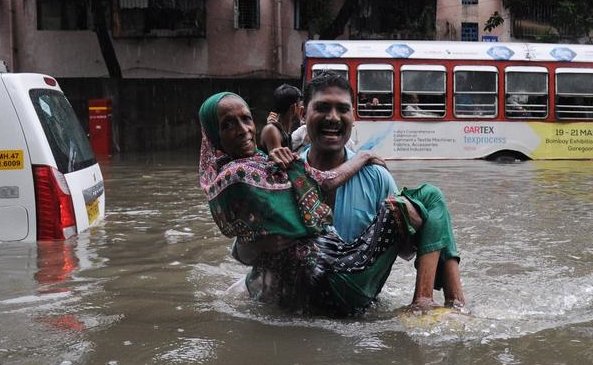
[303,40,593,160]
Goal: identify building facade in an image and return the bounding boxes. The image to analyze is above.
[436,0,511,42]
[0,0,518,79]
[0,0,314,78]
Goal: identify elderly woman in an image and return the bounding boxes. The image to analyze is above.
[199,92,418,316]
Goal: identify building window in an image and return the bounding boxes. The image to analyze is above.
[113,0,206,38]
[234,0,260,29]
[294,0,307,30]
[461,22,479,41]
[462,0,478,5]
[37,0,92,30]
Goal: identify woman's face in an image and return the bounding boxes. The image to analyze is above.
[217,96,257,158]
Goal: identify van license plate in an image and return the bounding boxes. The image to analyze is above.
[86,199,100,224]
[0,150,24,170]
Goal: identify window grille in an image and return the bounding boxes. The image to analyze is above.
[556,69,593,120]
[454,68,498,118]
[113,0,206,38]
[37,0,92,30]
[234,0,260,29]
[401,67,446,118]
[357,65,394,118]
[461,22,479,41]
[505,67,548,119]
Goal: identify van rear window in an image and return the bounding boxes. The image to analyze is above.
[29,89,96,173]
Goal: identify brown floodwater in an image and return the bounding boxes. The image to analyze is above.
[1,151,593,364]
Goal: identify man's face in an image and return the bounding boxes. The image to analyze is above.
[305,86,353,153]
[217,96,256,158]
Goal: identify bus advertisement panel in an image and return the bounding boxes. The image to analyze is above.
[352,121,593,159]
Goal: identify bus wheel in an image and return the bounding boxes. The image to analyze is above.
[485,150,529,163]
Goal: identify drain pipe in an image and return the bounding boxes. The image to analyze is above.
[8,0,16,71]
[275,0,283,76]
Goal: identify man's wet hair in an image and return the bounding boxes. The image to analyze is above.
[303,70,353,107]
[272,84,303,114]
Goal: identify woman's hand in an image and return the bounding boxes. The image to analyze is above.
[355,151,386,168]
[317,151,385,191]
[269,147,298,169]
[366,155,386,168]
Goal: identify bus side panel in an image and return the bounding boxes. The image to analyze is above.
[0,78,35,242]
[529,121,593,159]
[351,121,542,159]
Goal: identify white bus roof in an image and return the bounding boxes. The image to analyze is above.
[304,40,593,63]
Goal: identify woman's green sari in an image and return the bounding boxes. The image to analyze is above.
[199,92,334,245]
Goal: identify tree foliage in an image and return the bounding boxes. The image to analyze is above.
[552,0,593,41]
[503,0,593,42]
[306,0,435,40]
[484,11,504,33]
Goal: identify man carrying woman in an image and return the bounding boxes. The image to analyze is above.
[198,78,464,316]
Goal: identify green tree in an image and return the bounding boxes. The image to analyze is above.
[306,0,436,40]
[551,0,593,42]
[503,0,593,42]
[302,0,358,40]
[484,11,504,33]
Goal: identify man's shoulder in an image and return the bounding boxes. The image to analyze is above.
[301,147,395,188]
[356,162,395,185]
[343,151,395,191]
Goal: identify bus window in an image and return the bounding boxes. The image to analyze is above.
[357,64,393,118]
[400,65,446,118]
[311,64,349,79]
[505,66,548,119]
[454,66,497,118]
[556,68,593,120]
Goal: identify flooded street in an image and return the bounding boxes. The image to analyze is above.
[2,152,593,365]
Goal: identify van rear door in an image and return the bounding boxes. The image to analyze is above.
[27,88,105,234]
[0,77,35,241]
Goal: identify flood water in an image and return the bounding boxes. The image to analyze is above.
[2,152,593,365]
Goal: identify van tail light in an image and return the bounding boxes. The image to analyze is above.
[33,165,77,240]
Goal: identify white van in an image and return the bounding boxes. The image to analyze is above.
[0,70,105,242]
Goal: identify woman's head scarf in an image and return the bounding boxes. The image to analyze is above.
[198,91,240,150]
[198,92,333,245]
